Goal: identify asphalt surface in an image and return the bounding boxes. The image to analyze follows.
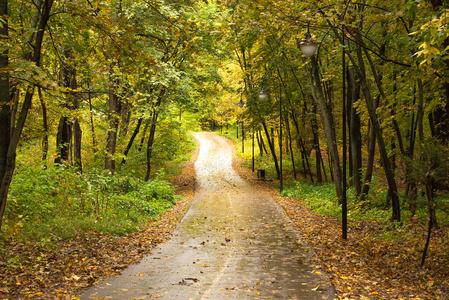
[80,132,336,299]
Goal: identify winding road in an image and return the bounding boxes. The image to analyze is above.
[81,132,336,299]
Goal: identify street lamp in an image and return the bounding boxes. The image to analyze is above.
[299,21,347,239]
[298,21,318,58]
[258,87,268,101]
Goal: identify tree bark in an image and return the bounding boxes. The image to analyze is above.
[360,106,377,202]
[0,0,9,230]
[306,56,343,199]
[348,67,362,196]
[105,66,120,172]
[55,48,77,166]
[145,113,158,181]
[73,120,82,173]
[354,42,401,221]
[55,117,71,164]
[285,114,296,179]
[311,102,323,183]
[121,118,143,165]
[38,88,48,164]
[0,0,54,230]
[262,122,280,179]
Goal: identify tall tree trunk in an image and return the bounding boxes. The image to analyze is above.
[289,104,315,184]
[71,64,81,173]
[285,114,296,180]
[354,42,401,221]
[55,48,77,166]
[105,67,120,171]
[348,67,362,196]
[119,97,131,138]
[121,118,143,165]
[88,81,97,152]
[55,117,71,164]
[38,88,48,165]
[431,0,449,145]
[144,88,165,180]
[262,122,280,179]
[306,56,343,199]
[421,175,438,266]
[0,0,10,230]
[256,131,264,156]
[138,119,150,152]
[0,0,54,230]
[145,113,158,181]
[360,109,377,201]
[311,102,323,183]
[73,120,82,173]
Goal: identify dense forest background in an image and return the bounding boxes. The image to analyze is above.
[0,0,449,298]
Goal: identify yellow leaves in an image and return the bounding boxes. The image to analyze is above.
[415,42,441,65]
[411,9,449,65]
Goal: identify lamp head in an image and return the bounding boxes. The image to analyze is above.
[258,87,268,101]
[299,27,317,57]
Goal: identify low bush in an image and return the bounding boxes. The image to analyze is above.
[3,166,180,241]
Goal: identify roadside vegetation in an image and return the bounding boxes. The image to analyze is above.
[225,126,449,299]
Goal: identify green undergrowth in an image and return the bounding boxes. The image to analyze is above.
[282,180,449,228]
[2,166,180,241]
[1,117,198,243]
[219,126,449,231]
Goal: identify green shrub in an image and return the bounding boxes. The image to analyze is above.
[4,166,179,241]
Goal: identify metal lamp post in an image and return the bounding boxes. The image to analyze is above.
[299,22,347,239]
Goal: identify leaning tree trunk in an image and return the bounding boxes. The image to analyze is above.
[421,175,438,266]
[144,88,165,181]
[262,122,281,179]
[354,42,401,222]
[306,56,343,199]
[121,118,143,165]
[145,112,158,181]
[0,0,54,230]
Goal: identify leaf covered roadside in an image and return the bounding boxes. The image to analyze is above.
[0,158,196,299]
[233,157,449,300]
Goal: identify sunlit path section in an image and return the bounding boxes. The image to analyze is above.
[81,132,336,299]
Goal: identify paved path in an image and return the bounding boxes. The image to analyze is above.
[81,132,336,299]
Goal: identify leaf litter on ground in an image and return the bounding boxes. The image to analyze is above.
[232,154,449,300]
[1,142,448,299]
